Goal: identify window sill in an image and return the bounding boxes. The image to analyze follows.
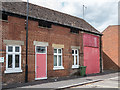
[53,66,64,70]
[4,69,22,74]
[72,65,79,69]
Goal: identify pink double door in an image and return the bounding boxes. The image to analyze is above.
[35,46,47,80]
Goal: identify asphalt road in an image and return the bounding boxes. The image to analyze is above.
[72,76,119,88]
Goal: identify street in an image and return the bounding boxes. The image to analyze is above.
[72,76,119,88]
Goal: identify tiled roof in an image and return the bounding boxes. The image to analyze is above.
[2,2,101,34]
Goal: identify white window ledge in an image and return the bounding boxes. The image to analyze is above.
[72,65,79,69]
[53,66,64,70]
[4,69,22,74]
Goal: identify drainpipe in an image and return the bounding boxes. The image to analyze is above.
[25,0,29,83]
[100,35,102,73]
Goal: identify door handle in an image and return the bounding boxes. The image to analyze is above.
[37,66,39,68]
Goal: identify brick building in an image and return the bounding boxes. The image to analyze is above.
[102,25,120,71]
[0,2,102,84]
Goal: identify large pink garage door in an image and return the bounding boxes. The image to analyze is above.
[35,46,47,80]
[83,33,100,74]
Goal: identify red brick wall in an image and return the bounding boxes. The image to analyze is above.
[1,15,84,84]
[102,25,120,71]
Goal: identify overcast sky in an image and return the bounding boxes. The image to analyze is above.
[22,0,119,32]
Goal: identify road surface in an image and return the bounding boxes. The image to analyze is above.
[72,77,119,88]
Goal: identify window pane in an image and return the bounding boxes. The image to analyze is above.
[8,46,13,52]
[75,50,77,54]
[72,56,74,65]
[54,55,57,66]
[36,46,46,53]
[54,49,57,53]
[15,55,19,68]
[75,56,77,65]
[58,55,62,66]
[72,50,74,54]
[58,49,61,54]
[8,55,12,68]
[15,47,19,52]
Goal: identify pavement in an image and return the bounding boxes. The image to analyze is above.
[20,71,119,89]
[2,70,119,89]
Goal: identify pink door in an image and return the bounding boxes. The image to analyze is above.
[84,47,100,74]
[36,46,47,79]
[83,33,100,74]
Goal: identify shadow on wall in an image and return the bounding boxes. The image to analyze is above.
[102,51,120,71]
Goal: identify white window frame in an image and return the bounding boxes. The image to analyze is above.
[53,48,64,70]
[5,45,22,73]
[72,49,79,68]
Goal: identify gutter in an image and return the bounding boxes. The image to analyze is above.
[57,79,103,89]
[100,35,102,73]
[25,0,29,83]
